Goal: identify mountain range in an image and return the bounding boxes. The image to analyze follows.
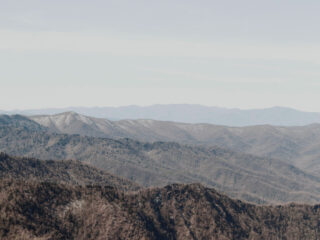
[30,111,320,174]
[2,111,320,238]
[2,114,320,204]
[3,104,320,126]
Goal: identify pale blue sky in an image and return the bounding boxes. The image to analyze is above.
[1,0,320,111]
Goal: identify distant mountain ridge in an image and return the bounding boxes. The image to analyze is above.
[29,112,320,174]
[3,104,320,126]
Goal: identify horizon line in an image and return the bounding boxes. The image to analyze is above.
[0,104,319,114]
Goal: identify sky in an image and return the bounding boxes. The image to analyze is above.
[1,0,320,111]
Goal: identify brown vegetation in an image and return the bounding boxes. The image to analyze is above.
[0,180,320,239]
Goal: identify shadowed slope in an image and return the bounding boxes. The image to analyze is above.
[0,153,140,191]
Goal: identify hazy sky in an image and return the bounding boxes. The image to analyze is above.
[1,0,320,111]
